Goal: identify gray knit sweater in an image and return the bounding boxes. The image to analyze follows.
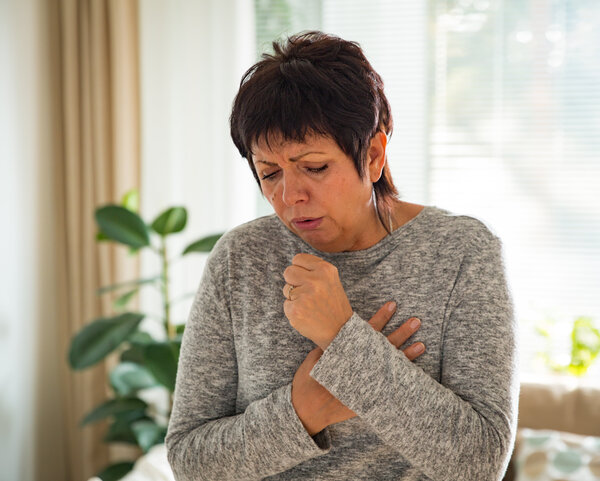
[166,206,519,480]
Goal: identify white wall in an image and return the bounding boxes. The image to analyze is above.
[0,1,66,480]
[0,1,259,479]
[139,0,259,327]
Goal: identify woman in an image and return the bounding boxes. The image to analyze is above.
[166,31,518,480]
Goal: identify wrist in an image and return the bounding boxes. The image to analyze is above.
[291,386,328,436]
[319,310,352,351]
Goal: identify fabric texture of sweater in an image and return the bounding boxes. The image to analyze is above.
[166,205,519,480]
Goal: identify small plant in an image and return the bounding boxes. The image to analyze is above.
[535,316,600,377]
[68,189,222,481]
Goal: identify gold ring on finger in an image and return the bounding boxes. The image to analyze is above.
[287,285,295,301]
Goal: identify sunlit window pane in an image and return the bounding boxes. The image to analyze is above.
[254,0,600,379]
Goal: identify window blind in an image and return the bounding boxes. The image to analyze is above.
[429,0,600,373]
[254,0,600,377]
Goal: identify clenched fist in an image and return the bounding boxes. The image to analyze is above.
[283,253,353,350]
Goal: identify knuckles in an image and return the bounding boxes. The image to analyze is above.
[323,262,338,275]
[287,255,340,284]
[292,253,305,264]
[283,265,294,280]
[292,252,318,264]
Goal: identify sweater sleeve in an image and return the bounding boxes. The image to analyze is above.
[165,250,331,481]
[309,233,519,481]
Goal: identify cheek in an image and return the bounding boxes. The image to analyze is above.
[261,184,279,206]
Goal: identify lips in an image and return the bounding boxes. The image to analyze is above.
[291,217,324,231]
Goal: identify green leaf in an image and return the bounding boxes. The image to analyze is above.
[121,189,140,213]
[182,233,223,255]
[96,275,160,295]
[128,330,155,345]
[113,289,138,311]
[171,338,182,358]
[573,317,600,352]
[110,362,158,396]
[81,397,148,426]
[534,326,550,338]
[151,207,187,236]
[567,363,589,377]
[113,409,148,425]
[95,205,150,248]
[96,461,135,481]
[104,417,140,444]
[96,231,110,242]
[131,419,167,453]
[175,323,185,335]
[120,345,145,364]
[142,342,178,392]
[568,316,600,376]
[121,331,156,363]
[68,313,145,370]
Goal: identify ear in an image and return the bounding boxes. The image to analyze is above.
[366,131,387,183]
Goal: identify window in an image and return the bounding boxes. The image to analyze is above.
[430,0,600,376]
[254,0,600,378]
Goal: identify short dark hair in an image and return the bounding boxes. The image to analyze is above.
[230,31,399,209]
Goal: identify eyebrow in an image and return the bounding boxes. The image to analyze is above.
[253,151,327,165]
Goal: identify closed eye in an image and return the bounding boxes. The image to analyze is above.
[307,165,328,174]
[260,164,328,181]
[260,170,280,181]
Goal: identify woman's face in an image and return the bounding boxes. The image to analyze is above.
[252,134,388,252]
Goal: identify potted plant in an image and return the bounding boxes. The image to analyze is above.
[68,189,222,481]
[535,315,600,377]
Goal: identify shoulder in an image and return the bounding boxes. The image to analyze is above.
[424,206,500,245]
[410,206,503,264]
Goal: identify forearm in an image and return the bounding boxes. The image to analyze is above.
[166,383,331,481]
[310,313,518,481]
[292,382,348,437]
[167,247,331,480]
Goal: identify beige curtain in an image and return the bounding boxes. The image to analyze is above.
[48,0,141,479]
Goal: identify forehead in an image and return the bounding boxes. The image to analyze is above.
[251,133,339,160]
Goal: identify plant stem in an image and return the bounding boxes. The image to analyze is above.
[159,237,175,340]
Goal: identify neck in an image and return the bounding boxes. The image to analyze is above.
[374,197,396,235]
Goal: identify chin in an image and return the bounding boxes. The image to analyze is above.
[303,236,342,253]
[296,232,332,251]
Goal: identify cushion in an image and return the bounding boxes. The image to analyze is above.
[518,382,600,437]
[514,428,600,480]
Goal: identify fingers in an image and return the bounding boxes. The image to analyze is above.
[283,264,310,287]
[402,342,426,361]
[385,316,426,361]
[284,258,337,287]
[367,302,397,332]
[353,301,427,361]
[387,317,421,347]
[291,253,324,270]
[372,311,426,360]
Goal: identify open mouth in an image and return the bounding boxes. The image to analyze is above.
[292,217,324,230]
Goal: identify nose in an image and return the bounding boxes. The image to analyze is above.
[281,171,308,206]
